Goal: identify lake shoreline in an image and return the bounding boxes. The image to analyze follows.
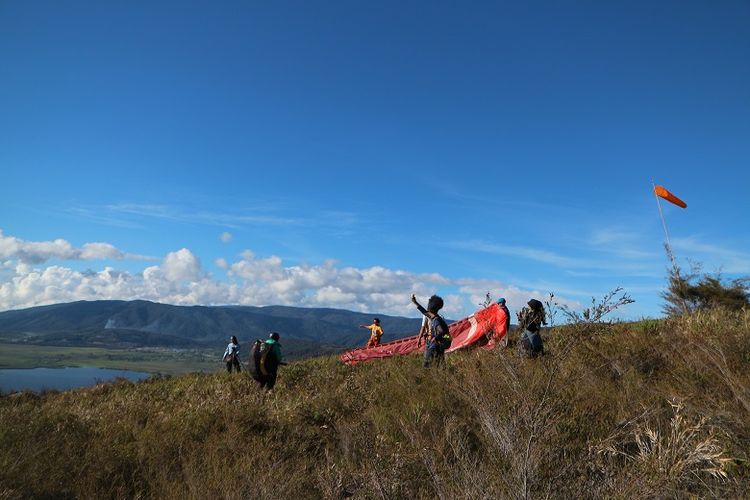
[0,366,152,393]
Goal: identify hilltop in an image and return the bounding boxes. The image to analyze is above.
[1,309,748,498]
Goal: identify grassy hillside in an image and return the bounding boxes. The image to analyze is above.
[1,309,748,499]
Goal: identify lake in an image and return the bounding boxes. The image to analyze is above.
[0,367,151,393]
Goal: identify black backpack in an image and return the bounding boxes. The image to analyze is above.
[250,340,263,381]
[434,315,452,350]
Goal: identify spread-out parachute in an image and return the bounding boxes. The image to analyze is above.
[654,185,687,208]
[340,303,509,365]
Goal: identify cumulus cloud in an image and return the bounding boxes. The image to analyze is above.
[0,230,577,317]
[0,251,474,316]
[162,248,203,282]
[220,232,232,243]
[0,229,152,264]
[454,278,579,316]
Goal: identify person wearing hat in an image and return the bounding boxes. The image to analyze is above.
[516,299,547,357]
[496,298,511,346]
[258,332,285,390]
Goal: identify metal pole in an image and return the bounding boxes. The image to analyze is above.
[652,179,676,269]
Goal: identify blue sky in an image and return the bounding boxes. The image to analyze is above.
[1,0,748,319]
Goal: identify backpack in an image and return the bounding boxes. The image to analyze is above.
[250,340,263,381]
[258,341,278,375]
[517,307,545,333]
[433,315,452,350]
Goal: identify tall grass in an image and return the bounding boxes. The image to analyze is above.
[1,309,748,499]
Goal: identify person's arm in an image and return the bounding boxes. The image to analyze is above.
[417,317,428,347]
[411,294,435,318]
[274,344,286,365]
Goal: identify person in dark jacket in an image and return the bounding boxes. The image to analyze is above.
[517,299,546,357]
[411,294,451,368]
[257,332,285,390]
[496,298,511,347]
[222,336,241,372]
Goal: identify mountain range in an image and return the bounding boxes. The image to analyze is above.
[0,300,424,357]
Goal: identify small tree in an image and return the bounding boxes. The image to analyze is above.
[479,291,493,308]
[662,262,749,316]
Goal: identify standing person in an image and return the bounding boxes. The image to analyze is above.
[223,336,241,373]
[411,294,451,368]
[257,332,285,391]
[517,299,547,357]
[496,298,511,347]
[360,318,384,347]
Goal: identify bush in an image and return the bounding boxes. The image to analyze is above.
[663,263,749,316]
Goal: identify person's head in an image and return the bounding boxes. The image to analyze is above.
[373,318,380,325]
[427,295,444,314]
[496,298,506,305]
[527,299,543,311]
[269,332,280,341]
[230,335,238,345]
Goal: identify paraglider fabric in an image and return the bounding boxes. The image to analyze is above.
[340,303,509,365]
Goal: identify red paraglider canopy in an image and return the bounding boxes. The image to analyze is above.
[340,303,509,365]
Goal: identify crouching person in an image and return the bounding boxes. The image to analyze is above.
[411,294,452,368]
[251,332,286,391]
[517,299,547,357]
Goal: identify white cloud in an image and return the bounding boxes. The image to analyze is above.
[455,278,580,315]
[220,232,232,243]
[672,236,750,274]
[449,237,660,277]
[104,203,301,227]
[162,248,203,282]
[0,230,579,318]
[448,239,586,268]
[0,229,152,264]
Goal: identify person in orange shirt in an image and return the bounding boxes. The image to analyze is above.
[360,318,384,347]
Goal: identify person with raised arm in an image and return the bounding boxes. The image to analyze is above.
[411,294,451,368]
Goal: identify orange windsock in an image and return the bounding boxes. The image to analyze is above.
[654,185,687,208]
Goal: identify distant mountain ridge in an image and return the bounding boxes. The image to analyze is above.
[0,300,423,355]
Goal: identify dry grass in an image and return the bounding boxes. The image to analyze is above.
[1,309,748,499]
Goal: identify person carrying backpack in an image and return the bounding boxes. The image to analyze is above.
[517,299,547,357]
[411,294,451,368]
[251,332,286,390]
[222,336,241,373]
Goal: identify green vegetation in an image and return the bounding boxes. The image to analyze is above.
[0,343,217,375]
[663,262,749,315]
[1,309,749,498]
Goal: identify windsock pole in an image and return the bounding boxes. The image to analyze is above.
[652,179,677,269]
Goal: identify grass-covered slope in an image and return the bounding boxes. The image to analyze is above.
[1,310,749,499]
